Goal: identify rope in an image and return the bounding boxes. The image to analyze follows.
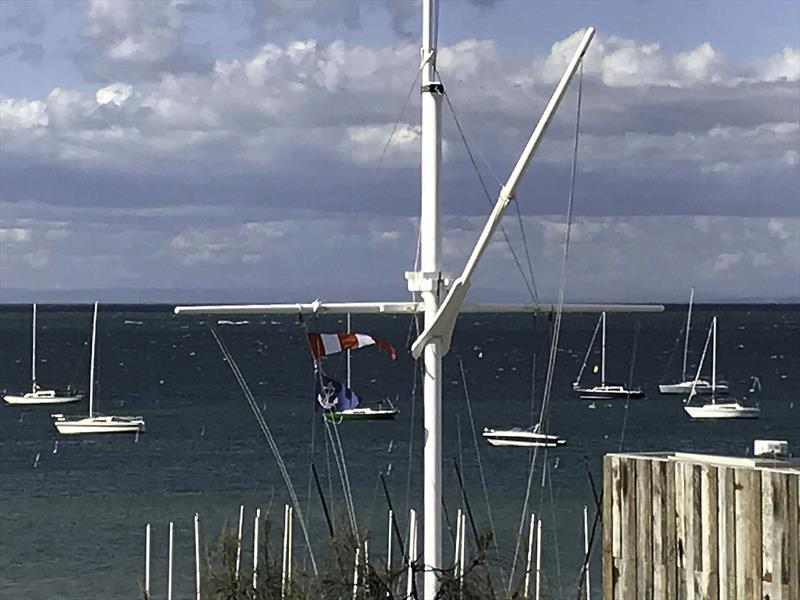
[208,325,318,575]
[457,356,500,556]
[660,324,686,383]
[436,67,540,305]
[575,315,602,387]
[619,319,641,451]
[508,62,585,591]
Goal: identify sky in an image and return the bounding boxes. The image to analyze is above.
[1,0,799,303]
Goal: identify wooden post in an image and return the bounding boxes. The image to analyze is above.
[534,516,542,600]
[167,521,174,600]
[407,509,417,599]
[524,512,535,599]
[584,505,591,599]
[717,466,736,600]
[194,513,201,600]
[144,523,151,599]
[635,458,652,599]
[253,508,261,590]
[387,509,394,599]
[235,505,244,582]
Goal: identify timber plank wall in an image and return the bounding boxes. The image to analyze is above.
[603,452,800,600]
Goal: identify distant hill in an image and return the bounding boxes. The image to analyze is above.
[1,286,798,305]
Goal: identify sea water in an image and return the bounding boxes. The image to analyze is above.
[1,304,798,599]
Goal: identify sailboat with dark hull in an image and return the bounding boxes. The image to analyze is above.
[573,311,645,400]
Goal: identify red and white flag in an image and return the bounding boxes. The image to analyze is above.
[307,332,397,361]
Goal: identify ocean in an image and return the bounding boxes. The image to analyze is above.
[1,303,798,599]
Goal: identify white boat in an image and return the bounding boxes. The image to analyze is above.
[482,426,565,448]
[573,312,644,400]
[684,316,759,420]
[3,304,83,405]
[684,403,760,419]
[52,302,146,435]
[659,289,728,395]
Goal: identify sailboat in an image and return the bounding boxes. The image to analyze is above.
[3,304,84,405]
[308,324,399,422]
[684,316,759,419]
[659,289,728,395]
[573,311,645,400]
[52,302,146,434]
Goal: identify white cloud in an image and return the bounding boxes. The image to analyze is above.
[0,98,48,129]
[0,227,32,242]
[757,47,800,82]
[96,82,133,106]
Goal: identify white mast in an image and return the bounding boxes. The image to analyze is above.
[31,303,37,391]
[418,0,443,595]
[88,302,98,418]
[601,311,606,386]
[346,313,352,388]
[711,316,717,404]
[682,288,694,381]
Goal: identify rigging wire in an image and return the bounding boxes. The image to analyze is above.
[574,315,602,387]
[207,325,318,575]
[508,62,586,591]
[457,356,500,557]
[435,67,541,305]
[660,325,686,382]
[619,319,642,451]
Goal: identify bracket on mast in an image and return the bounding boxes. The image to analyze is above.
[405,271,452,295]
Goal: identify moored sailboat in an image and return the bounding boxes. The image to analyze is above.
[308,328,399,421]
[684,316,759,420]
[573,311,645,400]
[659,289,728,395]
[3,304,83,405]
[52,302,146,434]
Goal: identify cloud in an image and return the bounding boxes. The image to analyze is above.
[1,25,798,300]
[76,0,212,82]
[0,41,44,66]
[2,1,47,37]
[2,198,798,301]
[2,31,797,220]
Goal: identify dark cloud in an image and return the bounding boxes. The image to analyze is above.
[1,23,798,300]
[0,41,44,66]
[74,0,213,82]
[2,1,47,37]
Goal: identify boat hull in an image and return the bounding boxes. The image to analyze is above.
[684,403,760,420]
[659,380,728,395]
[323,408,399,422]
[52,414,146,434]
[4,391,83,405]
[482,428,565,448]
[575,386,645,400]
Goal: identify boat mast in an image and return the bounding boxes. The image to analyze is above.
[89,302,98,418]
[346,313,351,388]
[420,0,443,595]
[711,316,717,404]
[682,288,694,382]
[31,303,37,392]
[601,311,606,386]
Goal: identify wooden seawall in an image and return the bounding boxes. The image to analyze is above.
[603,452,800,600]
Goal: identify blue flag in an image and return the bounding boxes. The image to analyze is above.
[315,373,360,412]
